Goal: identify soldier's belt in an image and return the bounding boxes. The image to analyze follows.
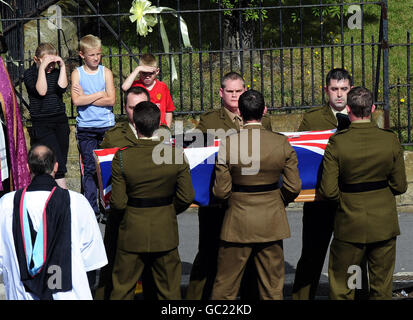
[232,182,279,193]
[339,180,388,193]
[127,196,173,208]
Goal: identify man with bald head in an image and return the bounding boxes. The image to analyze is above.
[0,144,107,300]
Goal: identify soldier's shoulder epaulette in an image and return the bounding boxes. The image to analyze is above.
[379,128,399,139]
[306,105,325,113]
[106,122,126,132]
[333,128,349,136]
[271,131,286,137]
[380,128,396,134]
[200,109,219,117]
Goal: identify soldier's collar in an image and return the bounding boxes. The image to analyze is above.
[243,122,262,127]
[224,107,242,122]
[128,122,139,139]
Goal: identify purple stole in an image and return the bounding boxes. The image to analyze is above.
[0,57,31,191]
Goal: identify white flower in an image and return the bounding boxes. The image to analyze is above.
[129,0,159,37]
[128,0,192,82]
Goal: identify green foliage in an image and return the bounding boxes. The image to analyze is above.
[311,0,349,19]
[253,63,261,71]
[291,0,350,24]
[210,0,268,22]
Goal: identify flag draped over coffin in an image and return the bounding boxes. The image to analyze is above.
[281,129,335,201]
[93,148,119,210]
[93,129,335,209]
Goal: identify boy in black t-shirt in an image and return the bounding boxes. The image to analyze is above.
[24,43,70,189]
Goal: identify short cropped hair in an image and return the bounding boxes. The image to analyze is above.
[79,34,102,53]
[28,144,56,176]
[35,43,57,58]
[221,72,245,89]
[133,101,161,137]
[124,86,150,105]
[139,53,158,68]
[238,89,265,122]
[347,86,374,118]
[326,68,353,87]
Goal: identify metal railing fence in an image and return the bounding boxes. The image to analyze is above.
[2,0,411,144]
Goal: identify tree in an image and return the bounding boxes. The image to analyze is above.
[211,0,268,50]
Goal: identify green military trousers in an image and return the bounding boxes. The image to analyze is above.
[110,247,182,300]
[211,240,285,300]
[328,237,396,300]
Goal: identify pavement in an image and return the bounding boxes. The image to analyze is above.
[176,207,413,300]
[1,207,413,300]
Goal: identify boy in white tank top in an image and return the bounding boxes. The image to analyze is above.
[71,34,116,218]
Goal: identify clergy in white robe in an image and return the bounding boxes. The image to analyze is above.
[0,144,107,300]
[0,188,108,300]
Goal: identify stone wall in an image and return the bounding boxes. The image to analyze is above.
[22,110,413,211]
[398,152,413,211]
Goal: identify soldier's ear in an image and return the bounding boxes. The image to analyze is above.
[371,104,376,113]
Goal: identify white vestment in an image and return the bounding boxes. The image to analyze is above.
[0,190,107,300]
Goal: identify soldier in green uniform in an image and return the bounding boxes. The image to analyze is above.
[211,90,301,300]
[319,87,407,299]
[110,101,195,300]
[95,86,150,300]
[292,68,353,300]
[100,86,150,149]
[186,72,272,300]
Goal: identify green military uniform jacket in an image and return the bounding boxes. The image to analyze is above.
[100,121,137,149]
[110,139,195,252]
[319,122,407,244]
[213,124,302,243]
[197,107,272,132]
[299,104,338,131]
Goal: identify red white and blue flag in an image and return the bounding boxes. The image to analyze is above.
[93,148,119,209]
[282,129,335,201]
[93,129,335,208]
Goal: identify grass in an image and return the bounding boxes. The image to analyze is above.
[61,1,413,141]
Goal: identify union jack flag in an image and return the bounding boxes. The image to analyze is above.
[282,129,335,201]
[93,148,119,209]
[93,129,335,209]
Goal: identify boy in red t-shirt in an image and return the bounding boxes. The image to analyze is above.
[122,53,174,127]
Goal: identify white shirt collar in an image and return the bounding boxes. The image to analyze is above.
[329,104,348,117]
[128,123,139,139]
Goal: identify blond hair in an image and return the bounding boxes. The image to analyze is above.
[35,43,57,58]
[79,34,102,53]
[139,53,158,68]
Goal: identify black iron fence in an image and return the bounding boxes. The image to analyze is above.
[390,31,412,146]
[1,0,411,143]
